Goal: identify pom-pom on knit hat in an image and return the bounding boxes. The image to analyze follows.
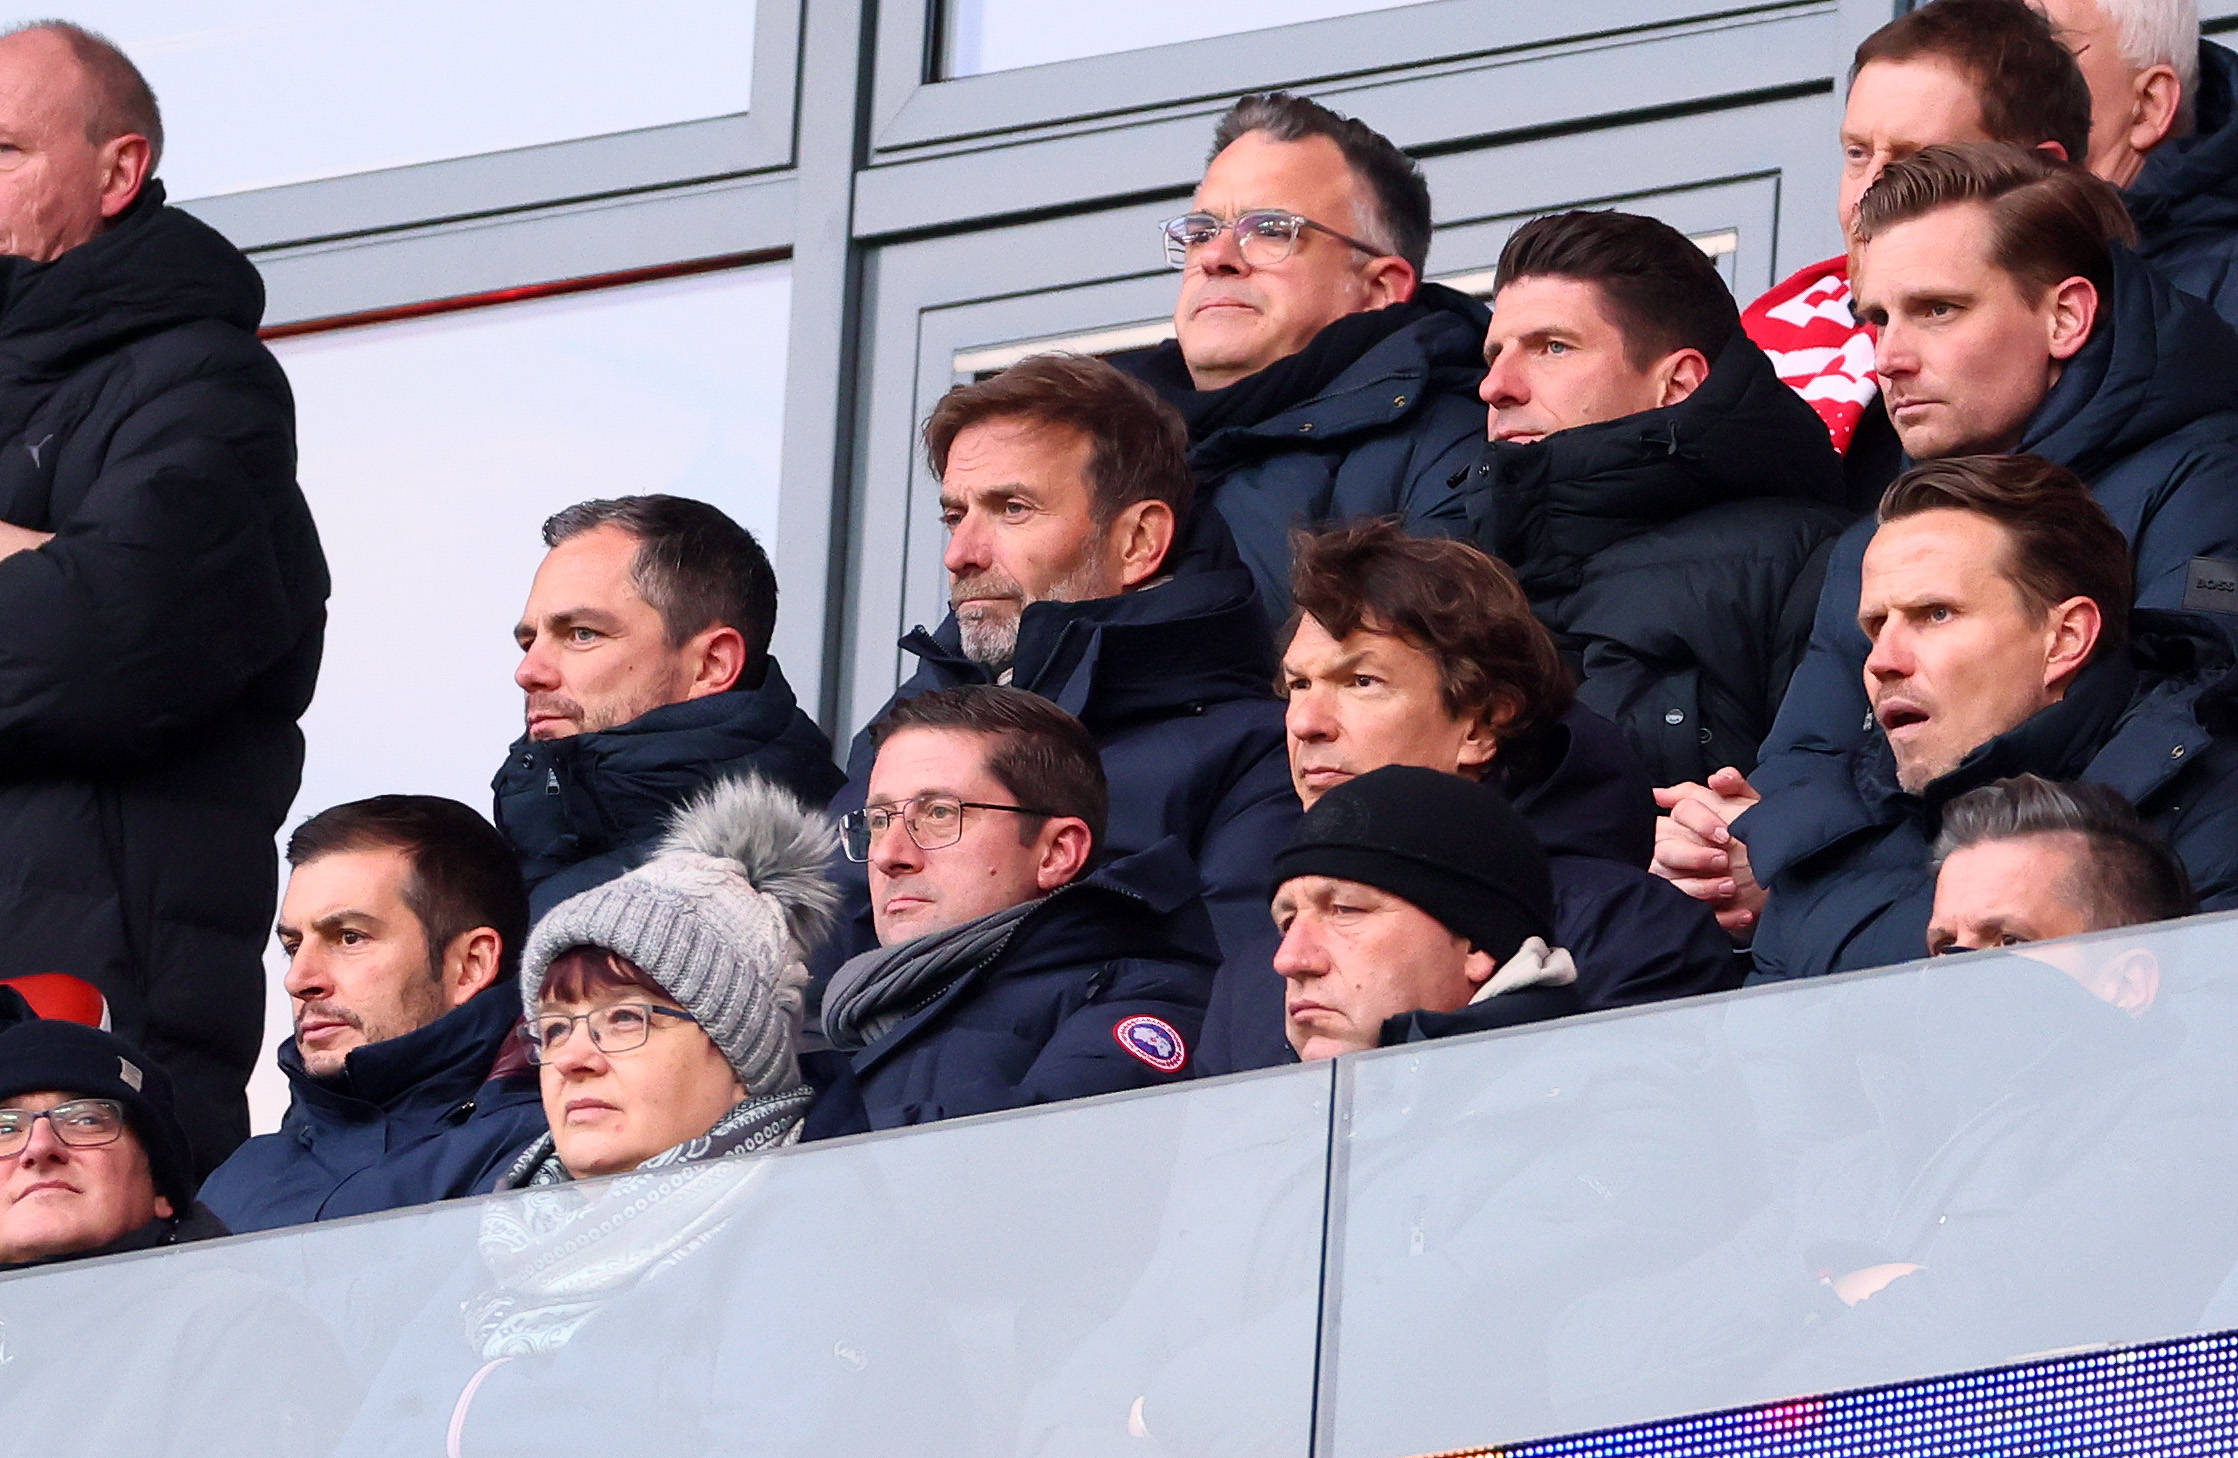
[519,774,841,1096]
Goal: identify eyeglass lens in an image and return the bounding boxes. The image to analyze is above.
[0,1099,126,1154]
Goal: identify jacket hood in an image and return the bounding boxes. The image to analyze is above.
[1494,702,1658,867]
[1476,329,1847,588]
[495,658,842,886]
[900,562,1278,731]
[0,182,265,386]
[279,980,525,1116]
[2022,246,2238,477]
[2128,40,2238,250]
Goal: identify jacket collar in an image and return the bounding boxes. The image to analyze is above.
[899,564,1276,728]
[1474,331,1846,587]
[2019,246,2238,479]
[1113,283,1490,466]
[279,981,523,1116]
[846,837,1217,1073]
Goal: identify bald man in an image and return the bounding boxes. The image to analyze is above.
[0,22,328,1175]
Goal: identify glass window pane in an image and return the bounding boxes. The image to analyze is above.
[940,0,1426,78]
[1321,921,2238,1452]
[246,263,789,1128]
[65,3,756,199]
[0,1061,1332,1456]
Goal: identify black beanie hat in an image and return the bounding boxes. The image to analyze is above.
[0,1020,197,1211]
[1272,765,1556,963]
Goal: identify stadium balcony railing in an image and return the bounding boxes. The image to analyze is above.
[7,910,2238,1456]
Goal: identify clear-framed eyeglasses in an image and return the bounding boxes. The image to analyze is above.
[1159,209,1388,270]
[521,1002,700,1064]
[0,1098,128,1156]
[840,793,1055,862]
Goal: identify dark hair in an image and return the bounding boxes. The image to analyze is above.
[286,796,530,982]
[5,21,164,172]
[541,495,779,674]
[1286,519,1574,747]
[922,353,1195,531]
[1877,454,2132,659]
[1210,91,1432,276]
[1851,0,2091,166]
[1934,774,2197,928]
[1855,142,2136,299]
[1494,210,1740,365]
[536,945,669,1007]
[868,685,1109,850]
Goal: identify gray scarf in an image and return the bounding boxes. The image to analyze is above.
[822,896,1044,1051]
[466,1086,811,1358]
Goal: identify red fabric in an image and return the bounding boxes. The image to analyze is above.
[1741,254,1882,455]
[2,973,109,1028]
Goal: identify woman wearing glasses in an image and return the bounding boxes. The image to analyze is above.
[495,772,840,1188]
[338,775,974,1455]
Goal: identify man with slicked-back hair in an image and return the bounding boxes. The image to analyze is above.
[1661,143,2238,947]
[1676,457,2238,984]
[1109,91,1492,621]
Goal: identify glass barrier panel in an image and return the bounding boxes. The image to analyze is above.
[939,0,1426,78]
[64,3,758,200]
[1319,913,2238,1456]
[0,1062,1332,1458]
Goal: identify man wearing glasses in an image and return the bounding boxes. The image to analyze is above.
[813,685,1218,1132]
[0,1019,221,1267]
[1110,91,1492,620]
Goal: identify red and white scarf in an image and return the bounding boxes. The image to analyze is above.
[1741,255,1882,455]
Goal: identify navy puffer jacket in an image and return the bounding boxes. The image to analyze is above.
[1745,611,2238,983]
[494,656,845,919]
[809,839,1218,1132]
[0,181,328,1174]
[198,983,547,1232]
[1471,331,1851,783]
[1756,248,2238,785]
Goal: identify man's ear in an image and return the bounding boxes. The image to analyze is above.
[2128,65,2185,156]
[153,1193,175,1220]
[2106,948,2162,1017]
[1454,706,1503,774]
[1111,499,1178,589]
[443,926,507,1007]
[2034,139,2071,165]
[682,625,750,698]
[1656,348,1711,407]
[1362,254,1418,308]
[96,134,151,221]
[2043,595,2103,695]
[2048,276,2098,362]
[1034,818,1095,892]
[1459,945,1498,992]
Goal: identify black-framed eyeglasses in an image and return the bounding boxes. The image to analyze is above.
[1159,209,1388,269]
[521,1002,700,1064]
[0,1099,127,1156]
[840,793,1057,862]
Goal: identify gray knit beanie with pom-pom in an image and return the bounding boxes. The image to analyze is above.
[519,774,841,1096]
